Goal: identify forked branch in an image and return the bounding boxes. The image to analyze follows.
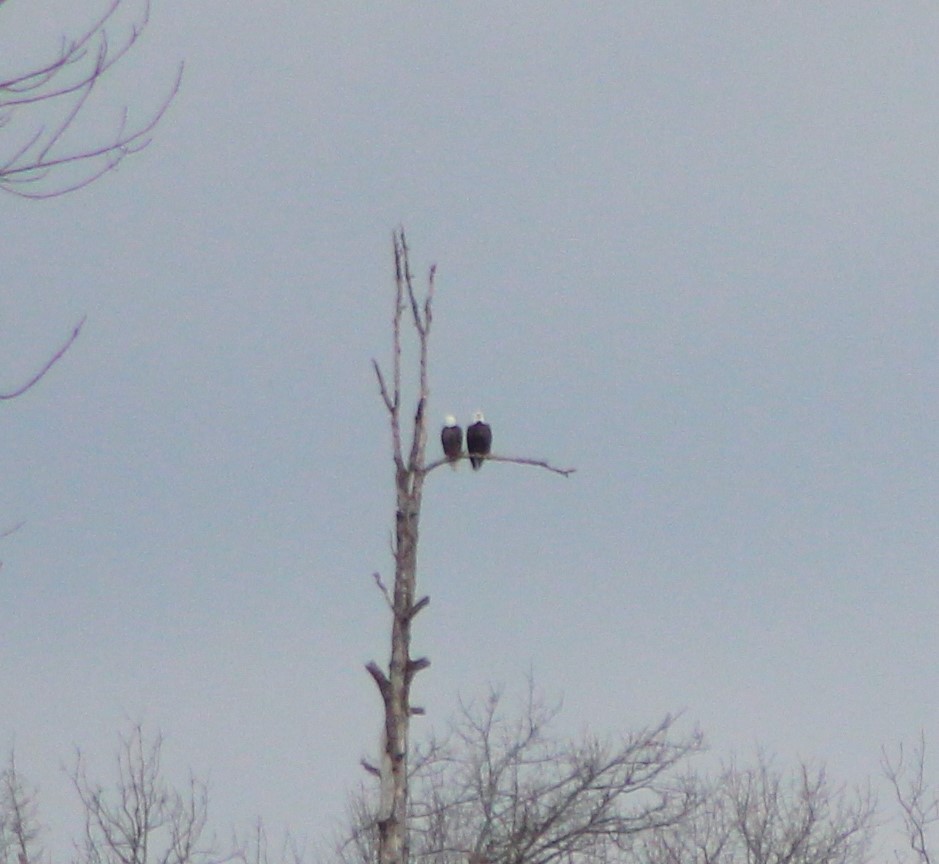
[407,261,434,472]
[0,0,183,198]
[372,229,437,476]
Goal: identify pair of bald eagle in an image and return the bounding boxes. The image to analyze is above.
[441,412,491,470]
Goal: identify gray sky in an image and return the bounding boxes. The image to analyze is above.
[3,1,939,857]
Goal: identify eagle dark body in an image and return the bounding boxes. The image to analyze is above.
[441,421,463,464]
[466,415,492,470]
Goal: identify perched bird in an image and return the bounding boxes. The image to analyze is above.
[440,415,463,469]
[466,411,492,470]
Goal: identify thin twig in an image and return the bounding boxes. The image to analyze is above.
[406,256,435,472]
[424,264,436,326]
[2,64,184,199]
[388,232,405,470]
[0,521,26,540]
[372,360,394,413]
[401,233,424,337]
[0,0,123,95]
[372,572,393,611]
[0,0,183,199]
[0,316,86,399]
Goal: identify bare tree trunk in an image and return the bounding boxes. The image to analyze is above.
[377,467,426,864]
[367,230,434,864]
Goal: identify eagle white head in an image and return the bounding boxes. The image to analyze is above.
[444,414,458,427]
[472,411,486,423]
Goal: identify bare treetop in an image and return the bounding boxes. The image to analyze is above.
[340,685,703,864]
[884,734,939,864]
[639,753,874,864]
[0,753,43,864]
[70,725,220,864]
[0,0,182,198]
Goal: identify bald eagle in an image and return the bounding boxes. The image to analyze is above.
[466,411,492,470]
[441,415,463,469]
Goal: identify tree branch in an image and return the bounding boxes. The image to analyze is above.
[387,233,405,472]
[2,63,183,199]
[0,316,85,400]
[401,235,424,338]
[372,572,394,611]
[404,237,434,473]
[407,596,429,621]
[372,361,395,414]
[0,520,26,539]
[423,453,576,477]
[406,658,430,683]
[0,2,184,198]
[366,662,391,704]
[0,0,125,96]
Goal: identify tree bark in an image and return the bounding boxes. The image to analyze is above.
[369,230,434,864]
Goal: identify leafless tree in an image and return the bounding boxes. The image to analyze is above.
[0,752,43,864]
[340,685,702,864]
[883,734,939,864]
[638,753,874,864]
[0,0,182,199]
[364,230,574,864]
[69,725,218,864]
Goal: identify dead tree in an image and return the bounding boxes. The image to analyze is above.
[0,0,182,198]
[365,230,436,864]
[364,230,573,864]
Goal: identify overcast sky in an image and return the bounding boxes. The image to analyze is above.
[3,2,939,859]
